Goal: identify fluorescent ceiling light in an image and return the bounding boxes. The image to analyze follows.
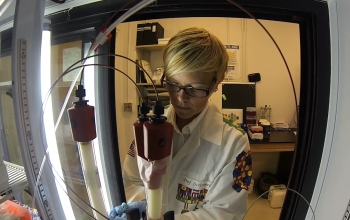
[41,29,75,220]
[83,43,110,212]
[0,0,103,32]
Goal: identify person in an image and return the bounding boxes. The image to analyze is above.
[116,27,252,220]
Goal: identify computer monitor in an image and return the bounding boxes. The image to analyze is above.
[222,82,256,124]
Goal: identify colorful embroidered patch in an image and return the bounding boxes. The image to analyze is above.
[176,183,208,213]
[127,140,135,157]
[232,150,252,192]
[223,114,246,135]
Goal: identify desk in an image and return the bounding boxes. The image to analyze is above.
[249,140,295,185]
[250,142,295,153]
[249,130,296,152]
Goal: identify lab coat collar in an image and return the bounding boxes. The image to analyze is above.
[166,104,209,135]
[165,101,223,147]
[199,102,223,146]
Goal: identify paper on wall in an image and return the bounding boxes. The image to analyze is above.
[224,45,241,82]
[222,108,243,124]
[62,47,82,82]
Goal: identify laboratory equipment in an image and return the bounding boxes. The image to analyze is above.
[248,125,263,140]
[258,119,271,139]
[259,105,271,122]
[134,100,174,220]
[246,107,257,125]
[67,85,105,220]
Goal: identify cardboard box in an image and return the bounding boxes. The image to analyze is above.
[137,22,164,45]
[143,23,152,45]
[136,23,144,46]
[150,22,164,45]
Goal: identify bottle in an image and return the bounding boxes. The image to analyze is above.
[133,102,150,160]
[67,85,96,142]
[142,101,174,219]
[143,101,174,161]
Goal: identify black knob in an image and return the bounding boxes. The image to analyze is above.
[125,208,140,220]
[163,210,175,220]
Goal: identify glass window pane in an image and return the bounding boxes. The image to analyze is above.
[0,25,37,207]
[50,40,94,219]
[0,55,24,166]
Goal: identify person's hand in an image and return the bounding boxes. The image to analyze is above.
[109,200,147,220]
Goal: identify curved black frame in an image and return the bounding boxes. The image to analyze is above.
[127,4,330,220]
[40,0,330,219]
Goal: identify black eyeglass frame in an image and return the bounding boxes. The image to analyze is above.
[160,73,216,98]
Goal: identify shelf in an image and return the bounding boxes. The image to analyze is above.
[136,44,166,51]
[147,92,169,97]
[0,161,28,204]
[221,81,255,85]
[250,143,295,153]
[136,83,162,86]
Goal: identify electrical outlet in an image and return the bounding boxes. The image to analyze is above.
[124,103,132,112]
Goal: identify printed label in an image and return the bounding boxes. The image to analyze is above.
[176,175,211,213]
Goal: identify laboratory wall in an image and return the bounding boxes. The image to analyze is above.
[115,17,300,172]
[245,19,300,123]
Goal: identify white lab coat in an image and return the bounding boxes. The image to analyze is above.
[123,103,252,220]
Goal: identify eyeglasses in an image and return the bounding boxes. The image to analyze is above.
[161,75,214,98]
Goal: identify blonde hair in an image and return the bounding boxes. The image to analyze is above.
[163,27,228,88]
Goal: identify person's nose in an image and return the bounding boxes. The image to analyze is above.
[176,89,189,102]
